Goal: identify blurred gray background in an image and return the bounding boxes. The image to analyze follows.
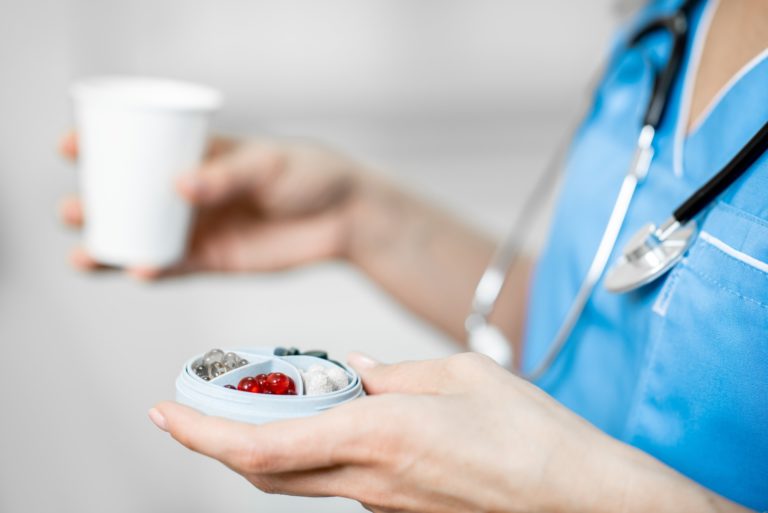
[0,1,618,511]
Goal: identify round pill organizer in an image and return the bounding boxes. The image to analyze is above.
[176,347,364,424]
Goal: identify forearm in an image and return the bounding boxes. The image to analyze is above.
[342,173,532,348]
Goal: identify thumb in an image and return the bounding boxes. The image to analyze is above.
[177,143,284,206]
[347,352,458,396]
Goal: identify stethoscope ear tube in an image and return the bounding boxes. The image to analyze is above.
[630,11,690,129]
[673,121,768,223]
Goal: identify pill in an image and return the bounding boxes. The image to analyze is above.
[302,350,328,359]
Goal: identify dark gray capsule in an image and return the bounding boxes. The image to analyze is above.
[302,350,328,360]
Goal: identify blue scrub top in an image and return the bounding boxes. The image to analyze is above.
[522,0,768,509]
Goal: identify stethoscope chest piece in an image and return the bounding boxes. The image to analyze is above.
[604,219,697,293]
[604,118,768,295]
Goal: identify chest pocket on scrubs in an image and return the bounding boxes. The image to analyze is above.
[622,193,768,509]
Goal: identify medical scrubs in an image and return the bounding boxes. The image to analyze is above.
[522,0,768,509]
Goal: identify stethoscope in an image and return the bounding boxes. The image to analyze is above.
[466,0,768,380]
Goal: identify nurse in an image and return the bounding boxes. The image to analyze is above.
[58,0,766,511]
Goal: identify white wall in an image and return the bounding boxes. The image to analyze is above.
[69,0,615,120]
[0,1,617,512]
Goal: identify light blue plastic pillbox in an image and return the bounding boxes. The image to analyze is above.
[176,347,364,424]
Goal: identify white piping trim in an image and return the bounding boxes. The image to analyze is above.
[688,47,768,134]
[672,0,719,178]
[699,231,768,273]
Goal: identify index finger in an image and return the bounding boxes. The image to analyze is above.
[152,400,372,474]
[348,352,486,396]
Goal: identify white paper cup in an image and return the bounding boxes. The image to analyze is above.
[71,76,222,268]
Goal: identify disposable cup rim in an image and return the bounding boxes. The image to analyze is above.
[71,75,223,112]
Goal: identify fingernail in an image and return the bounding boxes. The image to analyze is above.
[348,352,380,370]
[148,408,167,432]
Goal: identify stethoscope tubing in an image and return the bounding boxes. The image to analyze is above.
[524,164,643,381]
[465,69,603,371]
[673,121,768,223]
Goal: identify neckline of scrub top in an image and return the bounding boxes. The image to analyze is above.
[680,48,768,188]
[687,47,768,136]
[671,0,718,178]
[674,0,768,177]
[682,53,768,202]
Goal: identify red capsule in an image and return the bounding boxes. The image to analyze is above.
[253,374,272,394]
[266,372,296,395]
[237,376,261,393]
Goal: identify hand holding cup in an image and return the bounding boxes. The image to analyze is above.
[60,88,367,280]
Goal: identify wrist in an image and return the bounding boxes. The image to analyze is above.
[338,172,415,267]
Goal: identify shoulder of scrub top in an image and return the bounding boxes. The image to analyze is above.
[603,0,688,73]
[573,0,680,136]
